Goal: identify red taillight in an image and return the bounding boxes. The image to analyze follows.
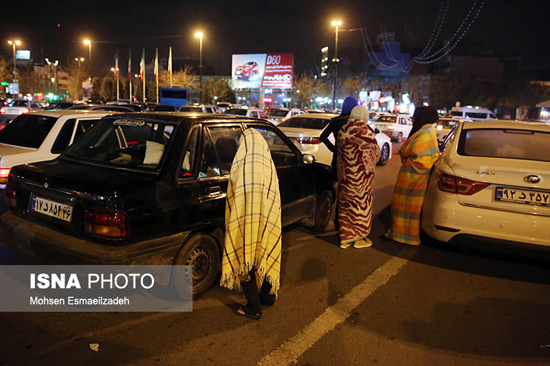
[436,171,490,195]
[0,107,5,114]
[22,108,29,114]
[4,186,16,208]
[85,210,129,238]
[298,137,321,144]
[387,125,395,130]
[0,168,9,184]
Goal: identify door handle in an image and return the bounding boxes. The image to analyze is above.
[208,186,222,197]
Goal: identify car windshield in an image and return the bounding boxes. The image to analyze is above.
[179,107,203,112]
[278,117,331,129]
[225,109,247,116]
[375,116,397,123]
[459,128,550,162]
[10,100,29,107]
[269,109,288,117]
[63,117,176,170]
[0,114,57,148]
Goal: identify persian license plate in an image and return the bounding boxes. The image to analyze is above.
[495,187,550,207]
[30,194,73,222]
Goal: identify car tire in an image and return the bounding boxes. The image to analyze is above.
[377,143,390,166]
[172,233,220,299]
[396,132,403,143]
[314,190,334,232]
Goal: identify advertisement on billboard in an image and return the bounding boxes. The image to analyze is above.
[232,53,293,89]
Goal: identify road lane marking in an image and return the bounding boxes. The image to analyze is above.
[257,254,410,366]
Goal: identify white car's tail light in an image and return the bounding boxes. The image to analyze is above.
[298,137,320,144]
[85,210,129,238]
[436,171,490,195]
[0,107,5,114]
[0,168,10,184]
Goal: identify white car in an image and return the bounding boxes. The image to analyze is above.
[0,100,46,123]
[372,113,412,143]
[178,104,218,113]
[421,120,550,253]
[0,110,114,192]
[434,117,471,144]
[448,106,497,121]
[267,108,305,125]
[277,113,392,166]
[224,107,266,119]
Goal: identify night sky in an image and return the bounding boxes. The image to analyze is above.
[1,0,548,77]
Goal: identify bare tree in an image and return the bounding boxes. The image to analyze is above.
[159,65,199,89]
[342,73,367,98]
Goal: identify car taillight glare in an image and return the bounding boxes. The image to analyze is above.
[436,171,490,195]
[85,210,129,238]
[387,125,395,130]
[0,107,5,114]
[0,168,10,184]
[298,137,320,144]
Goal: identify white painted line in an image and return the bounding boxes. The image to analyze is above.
[257,255,410,366]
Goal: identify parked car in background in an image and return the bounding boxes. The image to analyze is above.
[267,108,305,125]
[421,120,550,258]
[44,101,83,110]
[0,110,113,212]
[225,107,266,119]
[371,113,412,143]
[1,113,335,297]
[278,113,393,166]
[448,106,497,121]
[0,100,46,123]
[153,104,177,111]
[434,117,471,144]
[68,104,137,112]
[216,102,232,113]
[178,104,217,113]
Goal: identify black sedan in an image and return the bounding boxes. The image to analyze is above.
[1,113,335,296]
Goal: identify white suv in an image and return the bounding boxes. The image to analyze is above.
[0,110,114,192]
[267,108,305,125]
[224,107,266,119]
[372,113,413,143]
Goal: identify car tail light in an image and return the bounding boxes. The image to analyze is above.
[4,187,16,208]
[298,137,320,144]
[0,168,9,184]
[436,171,490,195]
[85,210,129,238]
[22,108,29,114]
[436,125,444,130]
[0,107,5,114]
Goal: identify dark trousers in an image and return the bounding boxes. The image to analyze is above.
[240,269,275,313]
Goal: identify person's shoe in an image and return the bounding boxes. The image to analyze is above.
[353,238,373,248]
[340,241,352,249]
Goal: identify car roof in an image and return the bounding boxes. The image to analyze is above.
[26,110,117,118]
[110,112,260,124]
[288,113,337,119]
[461,120,550,132]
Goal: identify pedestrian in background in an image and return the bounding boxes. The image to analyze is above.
[220,128,282,320]
[337,106,381,249]
[384,106,440,245]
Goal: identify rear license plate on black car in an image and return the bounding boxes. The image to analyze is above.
[495,187,550,207]
[30,194,73,222]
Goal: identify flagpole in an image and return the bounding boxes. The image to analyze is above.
[155,48,159,103]
[141,48,146,103]
[169,47,172,87]
[115,49,120,101]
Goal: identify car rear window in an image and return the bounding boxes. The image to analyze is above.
[225,109,247,116]
[465,112,488,119]
[278,117,330,129]
[458,128,550,162]
[179,107,202,112]
[375,116,397,123]
[269,110,288,117]
[0,114,57,148]
[63,117,176,170]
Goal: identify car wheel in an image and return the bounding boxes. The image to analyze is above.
[377,143,390,166]
[396,132,403,143]
[172,233,220,299]
[314,190,334,232]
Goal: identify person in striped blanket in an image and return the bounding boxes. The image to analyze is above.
[337,106,381,249]
[221,128,282,320]
[384,106,440,245]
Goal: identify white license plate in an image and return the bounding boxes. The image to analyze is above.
[30,194,73,222]
[495,187,550,207]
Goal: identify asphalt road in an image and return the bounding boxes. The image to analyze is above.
[1,143,549,366]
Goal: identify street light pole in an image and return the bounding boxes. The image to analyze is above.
[331,20,341,110]
[195,32,203,104]
[75,57,84,100]
[83,39,92,82]
[7,40,21,83]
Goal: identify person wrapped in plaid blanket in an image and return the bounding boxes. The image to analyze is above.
[220,128,282,319]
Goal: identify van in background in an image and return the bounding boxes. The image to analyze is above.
[449,106,496,121]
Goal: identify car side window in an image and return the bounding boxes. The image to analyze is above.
[246,125,298,167]
[251,111,258,118]
[51,119,76,153]
[199,131,222,178]
[181,127,199,178]
[74,119,100,141]
[206,125,242,175]
[259,111,266,118]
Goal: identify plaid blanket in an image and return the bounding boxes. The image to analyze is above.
[386,124,439,245]
[220,129,282,296]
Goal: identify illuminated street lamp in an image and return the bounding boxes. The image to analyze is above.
[331,20,341,110]
[7,40,21,82]
[45,58,59,91]
[195,31,203,103]
[83,39,92,81]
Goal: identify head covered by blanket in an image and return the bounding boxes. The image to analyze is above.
[350,105,369,122]
[341,96,359,116]
[409,106,439,137]
[220,128,282,296]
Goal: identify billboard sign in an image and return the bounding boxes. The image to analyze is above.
[232,53,293,89]
[16,50,31,60]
